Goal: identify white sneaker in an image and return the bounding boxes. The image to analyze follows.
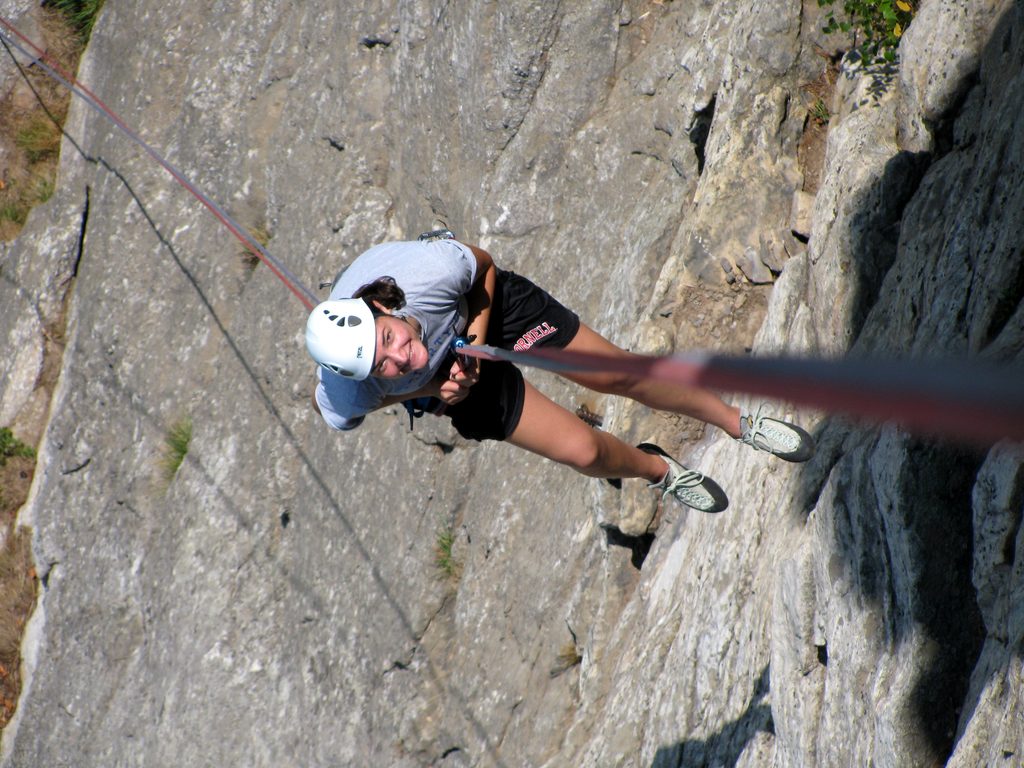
[638,443,729,514]
[738,405,815,462]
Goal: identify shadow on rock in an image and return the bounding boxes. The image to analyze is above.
[651,665,772,768]
[779,5,1024,760]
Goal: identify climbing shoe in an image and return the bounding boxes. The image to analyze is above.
[738,405,815,462]
[638,443,729,514]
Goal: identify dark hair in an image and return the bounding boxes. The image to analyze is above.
[353,276,406,316]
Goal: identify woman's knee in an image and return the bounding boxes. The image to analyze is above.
[561,434,606,475]
[553,431,604,473]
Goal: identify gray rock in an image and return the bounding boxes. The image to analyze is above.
[758,230,789,275]
[782,229,806,260]
[788,189,814,240]
[737,246,775,284]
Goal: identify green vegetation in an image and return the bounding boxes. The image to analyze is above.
[810,97,831,125]
[434,520,462,582]
[818,0,915,64]
[0,176,54,232]
[15,117,63,163]
[0,205,27,229]
[159,416,193,483]
[44,0,106,41]
[0,428,35,467]
[33,176,55,205]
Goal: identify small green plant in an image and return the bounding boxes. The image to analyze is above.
[818,0,915,64]
[159,416,192,482]
[15,118,62,164]
[433,520,462,581]
[0,205,27,227]
[44,0,106,41]
[33,176,55,204]
[809,97,831,124]
[0,429,35,468]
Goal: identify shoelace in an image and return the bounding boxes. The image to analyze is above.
[652,467,706,500]
[740,406,800,454]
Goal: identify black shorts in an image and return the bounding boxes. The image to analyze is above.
[446,270,579,441]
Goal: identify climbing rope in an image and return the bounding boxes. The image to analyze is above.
[454,343,1024,445]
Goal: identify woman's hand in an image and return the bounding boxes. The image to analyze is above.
[436,356,479,405]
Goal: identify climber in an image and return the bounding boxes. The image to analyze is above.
[306,235,815,514]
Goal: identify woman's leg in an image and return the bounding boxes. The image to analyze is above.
[560,323,743,438]
[507,379,669,482]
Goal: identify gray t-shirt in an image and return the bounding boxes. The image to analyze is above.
[315,239,476,430]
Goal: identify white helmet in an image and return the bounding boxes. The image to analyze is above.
[305,299,377,380]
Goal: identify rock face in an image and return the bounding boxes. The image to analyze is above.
[1,0,1022,766]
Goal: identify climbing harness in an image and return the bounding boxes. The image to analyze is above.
[402,396,446,430]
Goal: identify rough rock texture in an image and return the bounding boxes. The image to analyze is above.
[1,0,1022,766]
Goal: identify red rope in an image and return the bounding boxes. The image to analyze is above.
[458,344,1024,445]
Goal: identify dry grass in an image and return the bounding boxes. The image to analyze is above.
[0,7,86,241]
[239,222,272,269]
[0,454,37,731]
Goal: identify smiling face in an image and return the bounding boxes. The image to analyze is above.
[371,314,429,379]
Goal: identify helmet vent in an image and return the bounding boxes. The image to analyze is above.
[323,363,355,377]
[320,309,363,327]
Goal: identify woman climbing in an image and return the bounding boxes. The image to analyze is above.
[305,234,814,514]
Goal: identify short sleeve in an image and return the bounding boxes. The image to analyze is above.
[315,368,384,431]
[441,240,477,295]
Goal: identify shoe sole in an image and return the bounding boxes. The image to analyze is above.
[638,442,729,514]
[758,420,816,463]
